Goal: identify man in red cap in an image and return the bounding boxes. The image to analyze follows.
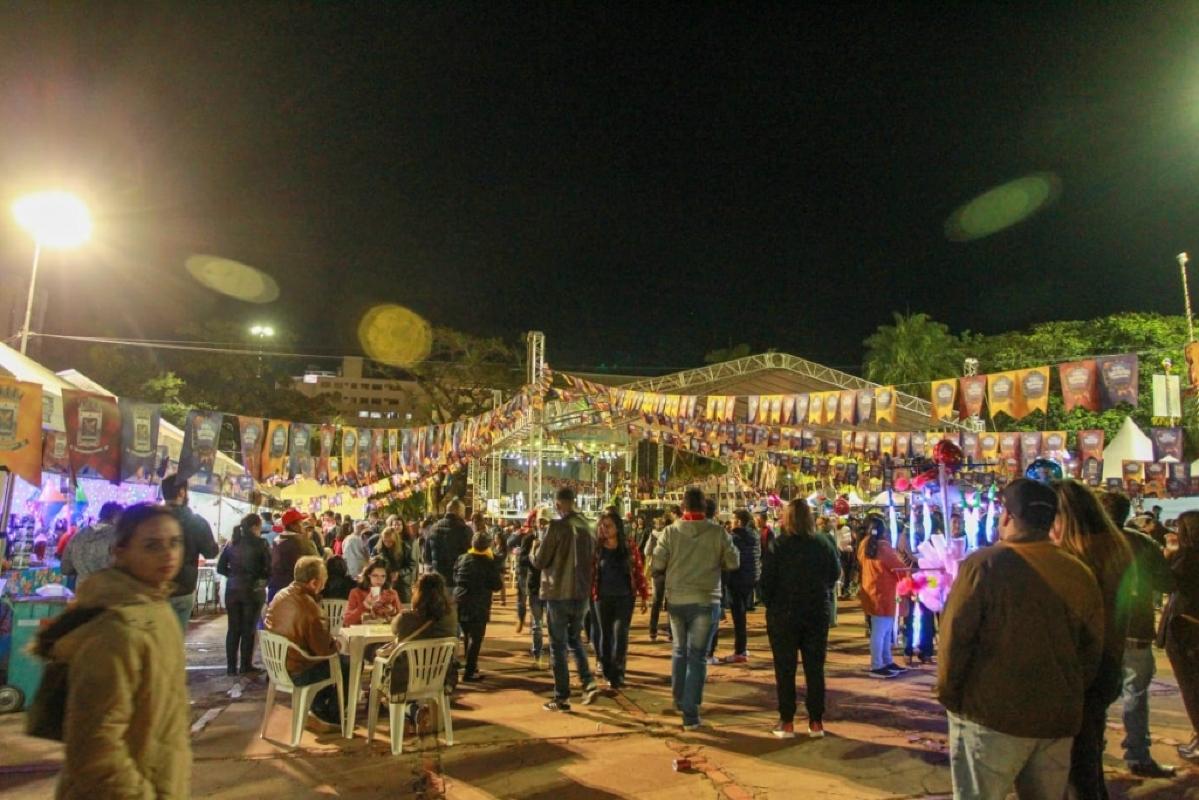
[268,507,319,603]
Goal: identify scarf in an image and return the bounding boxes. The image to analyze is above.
[469,547,494,558]
[682,512,705,521]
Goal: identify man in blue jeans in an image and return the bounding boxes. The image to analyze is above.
[533,487,598,711]
[652,487,739,730]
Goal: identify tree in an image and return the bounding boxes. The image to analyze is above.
[862,312,964,396]
[390,327,523,424]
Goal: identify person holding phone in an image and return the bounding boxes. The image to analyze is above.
[344,557,402,626]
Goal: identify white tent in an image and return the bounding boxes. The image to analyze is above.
[1102,416,1155,480]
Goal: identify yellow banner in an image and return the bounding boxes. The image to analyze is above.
[930,379,957,423]
[874,386,896,424]
[987,372,1018,418]
[0,376,43,486]
[1016,366,1051,418]
[808,392,825,425]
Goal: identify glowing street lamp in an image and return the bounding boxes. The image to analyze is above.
[11,191,92,354]
[250,324,275,378]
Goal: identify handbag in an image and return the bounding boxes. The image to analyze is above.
[25,606,107,741]
[379,619,434,697]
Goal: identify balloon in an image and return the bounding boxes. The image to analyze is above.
[933,440,964,469]
[893,476,911,491]
[1025,458,1064,483]
[833,496,851,515]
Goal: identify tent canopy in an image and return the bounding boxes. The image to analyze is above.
[1102,416,1154,481]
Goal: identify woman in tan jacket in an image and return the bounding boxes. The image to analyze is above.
[51,503,191,799]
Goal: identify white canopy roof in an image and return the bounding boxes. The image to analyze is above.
[1102,416,1155,480]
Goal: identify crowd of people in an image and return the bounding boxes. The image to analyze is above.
[26,470,1199,800]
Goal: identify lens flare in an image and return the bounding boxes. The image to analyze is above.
[945,173,1061,242]
[357,304,433,367]
[185,254,281,304]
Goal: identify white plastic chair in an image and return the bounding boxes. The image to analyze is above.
[366,637,457,755]
[259,631,344,748]
[319,598,348,635]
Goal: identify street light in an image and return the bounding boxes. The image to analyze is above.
[11,191,92,354]
[250,324,275,377]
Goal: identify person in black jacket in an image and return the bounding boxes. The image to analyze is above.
[321,556,354,600]
[216,513,270,675]
[716,510,762,663]
[760,498,841,739]
[162,473,219,633]
[428,499,473,587]
[453,530,503,681]
[522,512,549,662]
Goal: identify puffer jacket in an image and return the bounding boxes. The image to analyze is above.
[216,534,270,604]
[652,518,740,606]
[726,526,762,591]
[427,514,473,586]
[453,550,503,623]
[50,568,191,799]
[264,581,338,675]
[532,512,595,601]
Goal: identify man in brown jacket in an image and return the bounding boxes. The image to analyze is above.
[265,556,345,728]
[938,478,1104,799]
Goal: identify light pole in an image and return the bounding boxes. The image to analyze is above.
[250,324,275,378]
[11,191,92,355]
[1178,253,1194,342]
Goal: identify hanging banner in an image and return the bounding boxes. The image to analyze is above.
[317,424,337,481]
[1016,367,1051,418]
[386,428,400,471]
[1020,431,1042,462]
[288,423,314,479]
[1122,460,1145,490]
[1058,360,1099,412]
[179,410,224,483]
[894,432,911,458]
[340,427,359,479]
[838,390,857,425]
[961,431,980,463]
[958,375,987,419]
[747,396,761,425]
[1041,431,1068,455]
[998,432,1022,461]
[911,431,928,458]
[1187,342,1199,393]
[856,389,874,423]
[853,431,867,452]
[869,432,883,455]
[875,386,896,425]
[987,372,1019,418]
[930,379,957,423]
[261,420,290,480]
[370,428,385,474]
[1150,427,1185,462]
[840,430,854,452]
[1096,354,1139,408]
[0,377,44,486]
[237,417,265,480]
[1152,374,1183,419]
[794,394,810,425]
[979,432,1000,461]
[1078,430,1105,462]
[1145,462,1168,495]
[358,427,373,475]
[119,400,161,483]
[42,430,70,475]
[807,393,825,425]
[62,389,121,482]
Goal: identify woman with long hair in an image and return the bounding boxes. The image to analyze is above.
[857,514,909,679]
[385,572,460,732]
[216,513,271,675]
[344,556,403,626]
[377,523,413,603]
[590,508,649,689]
[760,498,841,738]
[36,504,190,796]
[1164,511,1199,762]
[1051,480,1134,799]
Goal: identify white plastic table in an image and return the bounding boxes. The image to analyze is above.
[337,624,394,738]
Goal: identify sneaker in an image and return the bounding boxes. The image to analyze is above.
[582,681,600,705]
[1178,736,1198,761]
[682,722,703,732]
[772,721,796,739]
[869,667,901,679]
[1128,761,1177,779]
[730,653,748,663]
[882,662,909,673]
[543,699,572,712]
[462,672,484,683]
[706,656,721,666]
[808,721,825,738]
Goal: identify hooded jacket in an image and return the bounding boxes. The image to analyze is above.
[48,568,191,799]
[726,526,762,591]
[651,518,740,606]
[857,536,907,617]
[453,550,504,622]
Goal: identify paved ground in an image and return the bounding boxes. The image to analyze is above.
[2,595,1198,799]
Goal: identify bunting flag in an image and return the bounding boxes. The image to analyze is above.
[369,428,384,474]
[1096,354,1139,408]
[840,430,854,452]
[262,420,290,480]
[179,410,224,482]
[119,400,161,483]
[1145,462,1168,495]
[838,390,856,425]
[874,386,896,424]
[781,394,796,424]
[0,376,44,486]
[980,432,1000,461]
[958,375,987,419]
[1020,431,1042,462]
[894,432,911,457]
[910,431,927,458]
[1077,429,1105,462]
[986,372,1019,418]
[237,417,265,479]
[1058,360,1099,412]
[961,431,980,463]
[869,432,883,455]
[855,389,874,423]
[794,394,810,425]
[1150,427,1184,461]
[317,424,337,481]
[822,392,840,425]
[808,393,825,425]
[358,427,373,475]
[62,389,122,482]
[930,379,957,423]
[1122,460,1145,488]
[387,428,400,471]
[747,396,761,424]
[340,427,359,479]
[1187,342,1199,392]
[1016,366,1051,418]
[288,423,314,479]
[42,430,70,475]
[1041,431,1068,455]
[998,432,1022,461]
[400,428,415,472]
[853,430,867,452]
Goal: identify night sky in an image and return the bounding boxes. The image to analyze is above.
[3,4,1199,375]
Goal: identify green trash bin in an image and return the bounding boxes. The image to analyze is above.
[6,597,69,710]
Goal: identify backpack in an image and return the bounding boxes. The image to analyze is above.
[26,606,107,740]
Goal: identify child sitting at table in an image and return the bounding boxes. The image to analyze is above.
[344,557,402,626]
